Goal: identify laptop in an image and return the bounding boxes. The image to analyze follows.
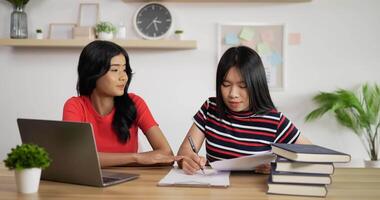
[17,118,139,187]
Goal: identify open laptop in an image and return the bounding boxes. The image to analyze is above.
[17,118,139,187]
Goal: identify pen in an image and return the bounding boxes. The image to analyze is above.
[188,136,205,174]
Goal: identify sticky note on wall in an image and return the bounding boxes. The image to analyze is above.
[241,40,257,50]
[288,32,301,45]
[257,43,271,55]
[224,33,240,45]
[260,30,274,43]
[269,51,282,66]
[239,27,255,41]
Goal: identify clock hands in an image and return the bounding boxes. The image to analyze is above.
[145,17,162,31]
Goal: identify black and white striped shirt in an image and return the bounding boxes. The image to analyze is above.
[193,97,300,162]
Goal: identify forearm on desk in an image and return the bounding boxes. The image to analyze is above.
[99,150,175,168]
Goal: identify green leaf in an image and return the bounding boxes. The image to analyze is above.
[305,83,380,160]
[3,144,52,170]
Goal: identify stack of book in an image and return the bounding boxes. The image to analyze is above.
[268,143,351,197]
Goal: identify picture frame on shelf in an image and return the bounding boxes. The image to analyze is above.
[48,23,76,39]
[217,23,286,91]
[78,3,99,27]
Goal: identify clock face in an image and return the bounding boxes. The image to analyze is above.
[134,3,172,40]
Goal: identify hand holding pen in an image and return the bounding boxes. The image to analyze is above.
[188,136,206,174]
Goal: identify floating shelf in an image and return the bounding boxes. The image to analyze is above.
[0,39,197,50]
[123,0,311,2]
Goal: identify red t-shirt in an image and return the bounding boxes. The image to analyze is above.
[62,93,158,153]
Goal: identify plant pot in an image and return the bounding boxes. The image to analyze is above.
[36,33,43,40]
[14,168,42,193]
[174,34,183,40]
[98,32,113,40]
[364,160,380,168]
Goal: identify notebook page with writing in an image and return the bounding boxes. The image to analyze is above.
[158,167,230,187]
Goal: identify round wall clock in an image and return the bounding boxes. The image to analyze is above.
[133,3,173,40]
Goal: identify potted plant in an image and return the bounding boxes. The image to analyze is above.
[35,28,43,39]
[95,21,116,40]
[174,29,184,40]
[3,144,51,193]
[305,83,380,167]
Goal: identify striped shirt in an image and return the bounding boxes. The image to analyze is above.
[193,97,300,162]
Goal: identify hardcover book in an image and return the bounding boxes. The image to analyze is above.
[274,157,335,174]
[271,144,351,163]
[267,178,328,197]
[270,168,332,185]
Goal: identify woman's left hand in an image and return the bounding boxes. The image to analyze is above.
[254,163,271,174]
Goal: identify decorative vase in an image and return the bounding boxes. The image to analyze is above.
[364,160,380,168]
[98,32,113,40]
[14,168,42,193]
[10,5,28,39]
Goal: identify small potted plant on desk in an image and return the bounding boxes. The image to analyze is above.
[3,144,51,193]
[95,21,116,40]
[305,83,380,168]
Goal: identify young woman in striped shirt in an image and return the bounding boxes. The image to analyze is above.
[177,46,311,174]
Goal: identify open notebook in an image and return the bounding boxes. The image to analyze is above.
[158,167,230,187]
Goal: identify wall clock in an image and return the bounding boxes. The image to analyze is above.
[133,3,173,40]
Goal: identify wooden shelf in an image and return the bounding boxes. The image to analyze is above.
[0,39,197,50]
[123,0,311,2]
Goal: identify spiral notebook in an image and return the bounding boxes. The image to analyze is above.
[158,167,230,188]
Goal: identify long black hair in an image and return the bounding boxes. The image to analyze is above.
[76,40,136,143]
[216,46,275,116]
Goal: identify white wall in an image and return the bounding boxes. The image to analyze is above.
[0,0,379,166]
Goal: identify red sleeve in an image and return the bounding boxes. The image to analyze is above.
[129,93,158,134]
[62,97,85,122]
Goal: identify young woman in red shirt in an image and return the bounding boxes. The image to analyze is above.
[63,40,180,168]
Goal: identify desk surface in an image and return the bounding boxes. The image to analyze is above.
[0,166,379,200]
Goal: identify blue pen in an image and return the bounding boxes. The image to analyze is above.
[188,136,205,174]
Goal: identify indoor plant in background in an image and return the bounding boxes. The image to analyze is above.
[3,144,51,193]
[95,21,116,40]
[6,0,30,39]
[305,83,380,167]
[35,28,43,39]
[174,29,184,40]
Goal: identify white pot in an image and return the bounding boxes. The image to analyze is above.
[364,160,380,168]
[98,32,113,40]
[15,168,42,194]
[174,34,183,40]
[36,33,43,40]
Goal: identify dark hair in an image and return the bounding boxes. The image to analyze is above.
[76,40,136,143]
[216,46,275,115]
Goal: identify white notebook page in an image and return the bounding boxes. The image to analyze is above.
[158,167,230,187]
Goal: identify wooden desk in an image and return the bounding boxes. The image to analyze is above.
[0,166,379,200]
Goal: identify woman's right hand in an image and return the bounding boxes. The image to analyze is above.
[178,153,207,175]
[135,151,182,165]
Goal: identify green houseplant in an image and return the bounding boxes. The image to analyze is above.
[3,144,51,193]
[305,83,380,167]
[95,21,116,40]
[6,0,29,7]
